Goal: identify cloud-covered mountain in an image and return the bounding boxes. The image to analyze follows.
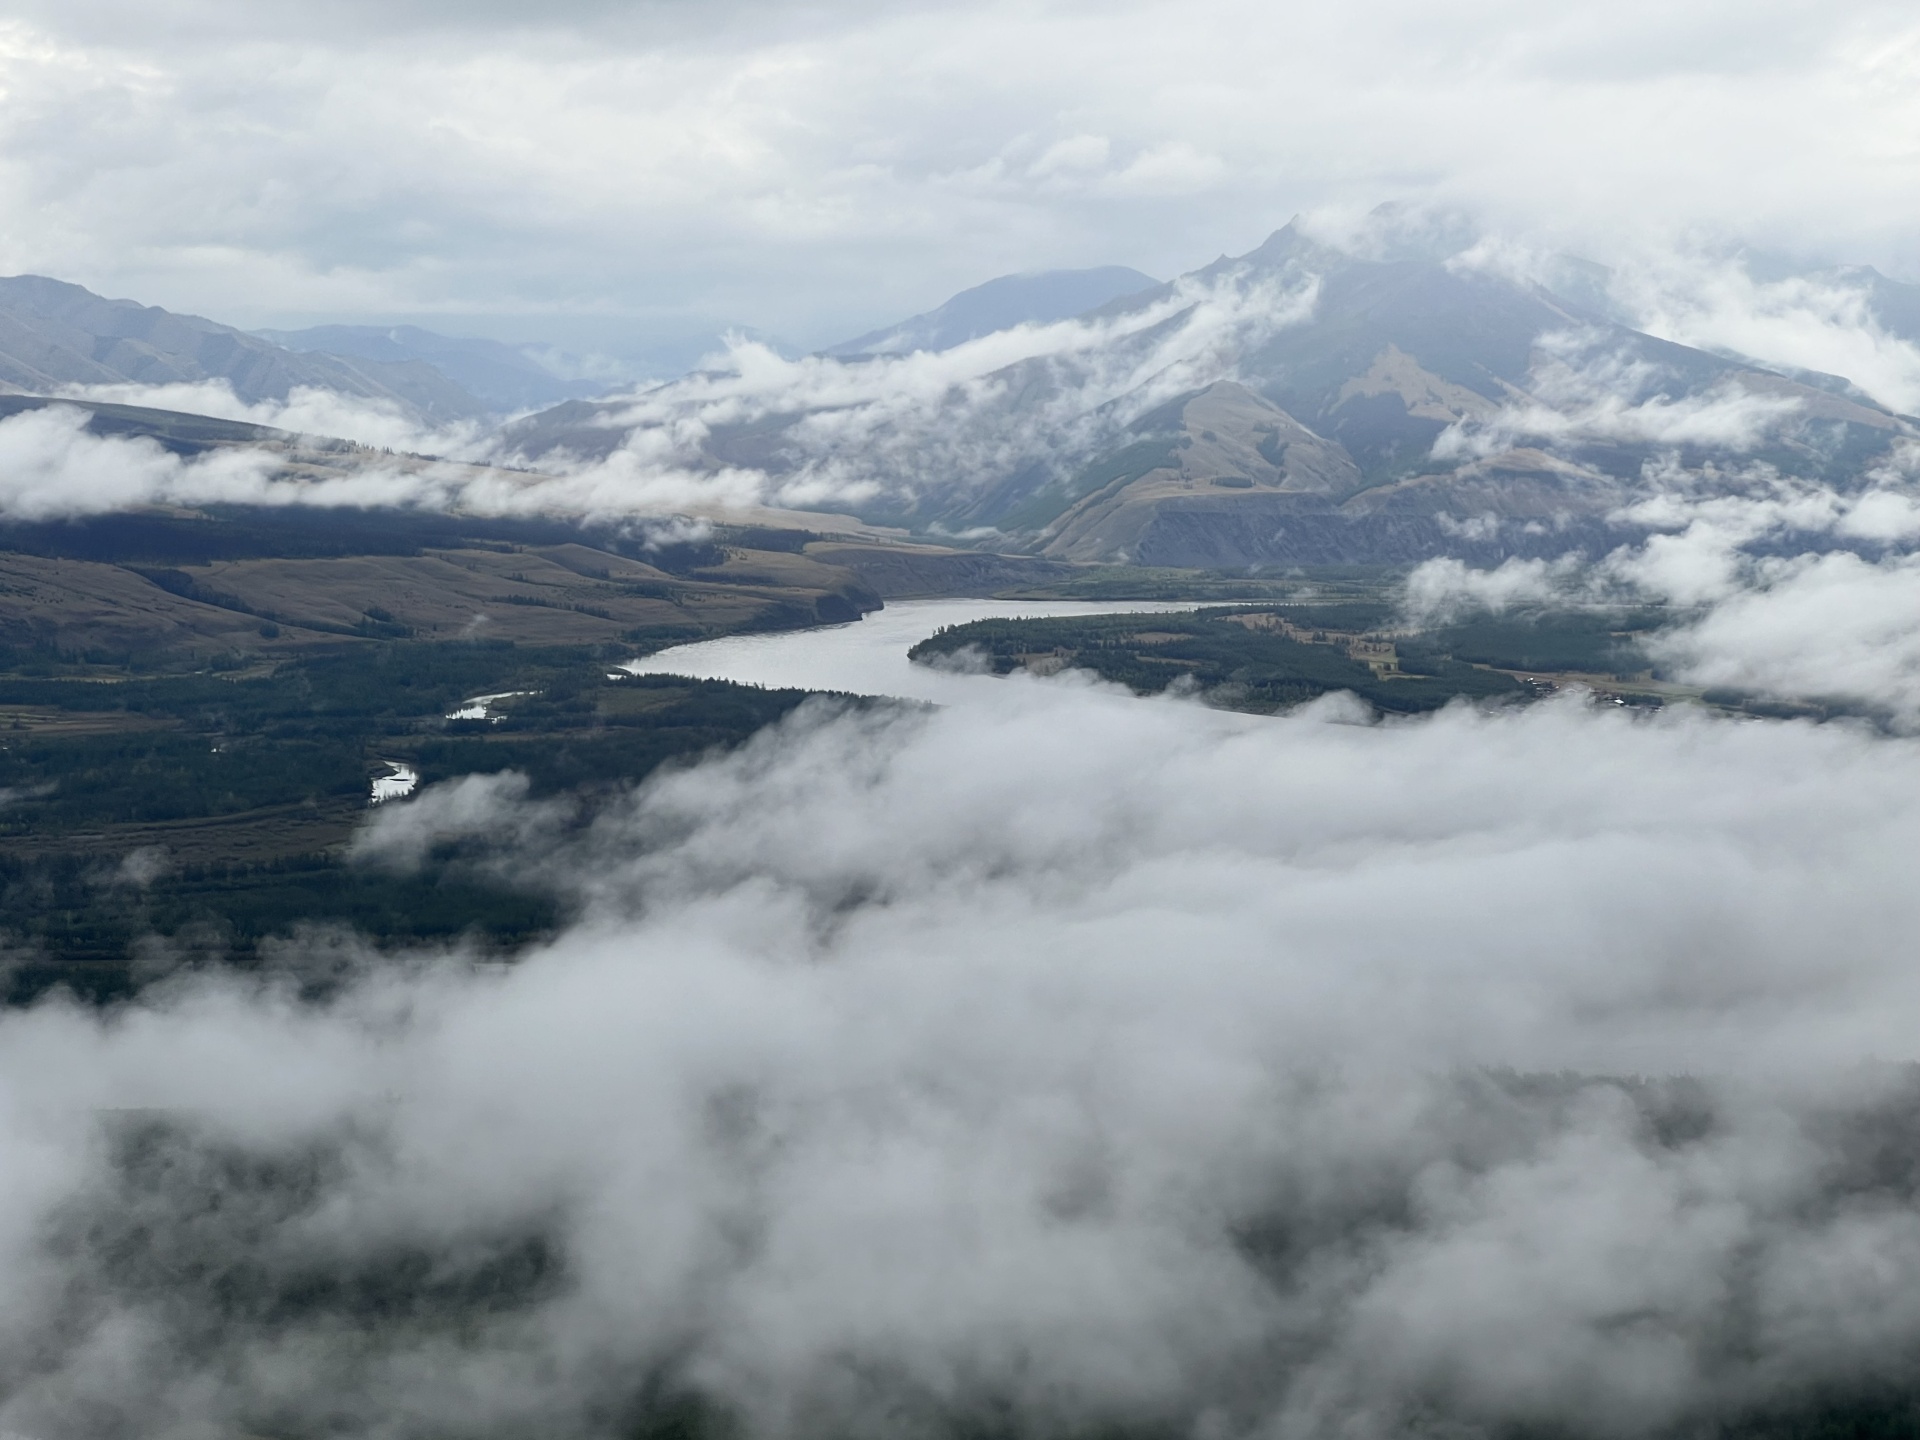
[8,217,1919,569]
[0,276,489,423]
[823,267,1160,358]
[503,220,1916,566]
[254,323,605,412]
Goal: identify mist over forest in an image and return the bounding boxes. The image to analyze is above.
[2,2,1920,1438]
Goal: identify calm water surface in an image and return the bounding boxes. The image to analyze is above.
[621,599,1199,703]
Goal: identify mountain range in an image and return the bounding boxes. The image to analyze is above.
[7,221,1920,569]
[503,221,1920,565]
[252,324,604,412]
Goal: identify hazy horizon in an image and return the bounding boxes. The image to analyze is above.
[2,0,1917,357]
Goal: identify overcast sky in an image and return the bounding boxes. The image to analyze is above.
[1,0,1916,359]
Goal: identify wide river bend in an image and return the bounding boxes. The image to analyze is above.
[621,599,1199,704]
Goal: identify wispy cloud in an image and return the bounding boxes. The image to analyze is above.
[1403,460,1920,720]
[54,380,498,458]
[1400,554,1586,624]
[1647,549,1920,715]
[1433,329,1806,460]
[1611,253,1920,414]
[0,403,771,521]
[517,266,1321,514]
[0,404,281,519]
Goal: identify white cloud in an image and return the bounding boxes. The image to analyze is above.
[1433,330,1807,460]
[0,1,1915,346]
[1400,555,1583,624]
[1647,549,1920,714]
[521,264,1321,511]
[0,403,775,521]
[54,380,496,457]
[0,404,278,519]
[1596,482,1920,715]
[349,770,572,870]
[1097,143,1228,198]
[1610,252,1920,413]
[1403,476,1920,721]
[1027,134,1111,180]
[8,683,1920,1432]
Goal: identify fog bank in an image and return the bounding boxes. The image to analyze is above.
[5,683,1920,1438]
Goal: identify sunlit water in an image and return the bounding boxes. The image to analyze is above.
[619,599,1200,703]
[370,762,420,803]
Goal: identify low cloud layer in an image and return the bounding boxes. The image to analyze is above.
[1651,549,1920,714]
[538,267,1319,514]
[1431,329,1809,460]
[55,380,500,459]
[12,219,1920,535]
[1403,455,1920,721]
[1,272,1334,522]
[0,403,765,521]
[1610,253,1920,415]
[0,405,282,520]
[6,677,1920,1437]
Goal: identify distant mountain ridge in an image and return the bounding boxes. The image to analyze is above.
[825,267,1159,357]
[13,225,1920,573]
[505,220,1919,567]
[253,324,603,412]
[996,225,1912,564]
[0,276,489,422]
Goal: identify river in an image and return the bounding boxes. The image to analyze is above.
[620,598,1199,704]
